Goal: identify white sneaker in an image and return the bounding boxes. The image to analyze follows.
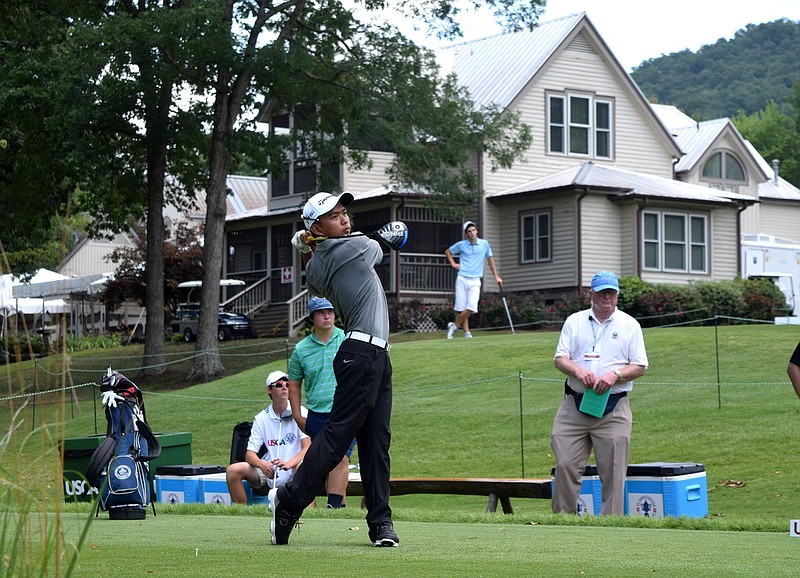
[464,332,472,338]
[446,322,457,339]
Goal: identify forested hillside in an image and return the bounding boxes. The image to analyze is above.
[631,19,799,119]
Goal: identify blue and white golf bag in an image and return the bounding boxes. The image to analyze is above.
[87,367,160,520]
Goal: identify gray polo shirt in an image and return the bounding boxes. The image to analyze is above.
[306,236,389,341]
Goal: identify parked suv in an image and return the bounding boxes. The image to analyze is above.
[171,305,255,342]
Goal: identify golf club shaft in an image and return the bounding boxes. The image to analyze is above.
[500,285,515,334]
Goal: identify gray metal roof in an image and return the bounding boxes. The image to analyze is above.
[192,174,270,216]
[438,13,585,108]
[744,140,800,201]
[487,162,753,205]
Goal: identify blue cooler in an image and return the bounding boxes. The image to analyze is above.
[624,462,707,518]
[154,475,201,504]
[154,465,226,504]
[198,472,232,505]
[551,467,602,516]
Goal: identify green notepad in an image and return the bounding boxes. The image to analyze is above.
[579,388,611,418]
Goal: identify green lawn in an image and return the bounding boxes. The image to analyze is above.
[50,512,800,577]
[3,324,800,575]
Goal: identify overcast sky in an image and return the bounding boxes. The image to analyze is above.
[421,0,800,72]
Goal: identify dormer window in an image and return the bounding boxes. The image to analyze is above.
[701,151,745,192]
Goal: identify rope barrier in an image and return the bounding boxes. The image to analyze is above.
[2,374,790,404]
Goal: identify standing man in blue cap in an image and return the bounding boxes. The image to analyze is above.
[550,271,649,515]
[288,296,355,509]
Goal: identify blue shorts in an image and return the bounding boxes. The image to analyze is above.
[306,410,356,458]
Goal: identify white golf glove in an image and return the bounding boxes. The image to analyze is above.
[101,390,119,409]
[291,230,311,254]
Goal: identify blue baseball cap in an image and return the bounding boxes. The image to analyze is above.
[307,296,334,319]
[591,271,619,292]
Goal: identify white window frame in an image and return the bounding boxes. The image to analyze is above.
[642,211,708,274]
[547,91,614,159]
[700,150,746,192]
[520,209,552,263]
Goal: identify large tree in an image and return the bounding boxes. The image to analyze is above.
[186,0,540,380]
[1,0,542,381]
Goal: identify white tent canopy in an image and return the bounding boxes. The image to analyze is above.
[1,269,71,315]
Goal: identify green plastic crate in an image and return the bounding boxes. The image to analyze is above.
[61,432,192,501]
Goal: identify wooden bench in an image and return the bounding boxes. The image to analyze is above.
[342,477,552,514]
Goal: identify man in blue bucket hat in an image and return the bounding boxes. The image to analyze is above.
[287,297,355,509]
[551,271,649,516]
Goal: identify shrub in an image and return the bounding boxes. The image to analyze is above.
[692,279,745,320]
[2,332,46,356]
[737,277,792,320]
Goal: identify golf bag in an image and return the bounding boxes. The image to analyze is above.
[86,367,161,520]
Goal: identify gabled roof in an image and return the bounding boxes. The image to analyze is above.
[487,162,754,205]
[438,13,584,108]
[651,104,768,181]
[439,12,680,157]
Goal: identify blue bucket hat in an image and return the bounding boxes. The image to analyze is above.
[307,296,334,321]
[591,271,619,292]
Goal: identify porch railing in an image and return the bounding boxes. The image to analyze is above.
[399,254,454,293]
[287,290,310,337]
[222,275,270,316]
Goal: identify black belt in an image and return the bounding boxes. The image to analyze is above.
[564,382,627,399]
[564,381,627,417]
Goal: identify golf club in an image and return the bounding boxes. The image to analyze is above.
[273,415,283,489]
[308,221,408,251]
[499,283,515,335]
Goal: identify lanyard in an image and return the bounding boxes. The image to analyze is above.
[589,316,611,352]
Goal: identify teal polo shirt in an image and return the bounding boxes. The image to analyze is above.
[288,326,345,413]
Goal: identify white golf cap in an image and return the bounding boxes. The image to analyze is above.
[265,370,288,387]
[302,192,354,229]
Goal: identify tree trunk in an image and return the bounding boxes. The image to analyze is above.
[141,63,176,376]
[187,89,232,382]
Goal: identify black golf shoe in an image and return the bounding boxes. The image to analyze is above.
[369,521,400,547]
[269,488,298,545]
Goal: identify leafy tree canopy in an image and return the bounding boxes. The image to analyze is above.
[632,19,800,119]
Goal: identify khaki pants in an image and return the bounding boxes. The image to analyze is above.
[551,395,632,515]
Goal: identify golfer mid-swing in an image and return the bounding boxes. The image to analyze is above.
[270,191,399,547]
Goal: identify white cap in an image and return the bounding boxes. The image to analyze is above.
[463,220,476,233]
[302,192,354,229]
[265,370,288,387]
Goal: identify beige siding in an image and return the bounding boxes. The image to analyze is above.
[578,195,624,286]
[60,235,134,278]
[618,203,640,278]
[754,203,800,243]
[486,194,578,292]
[342,152,394,194]
[482,43,676,196]
[740,203,760,235]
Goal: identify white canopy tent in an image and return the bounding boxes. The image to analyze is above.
[0,269,70,315]
[2,269,107,338]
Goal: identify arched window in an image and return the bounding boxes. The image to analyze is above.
[701,151,746,192]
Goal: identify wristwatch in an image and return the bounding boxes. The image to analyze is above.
[613,369,623,380]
